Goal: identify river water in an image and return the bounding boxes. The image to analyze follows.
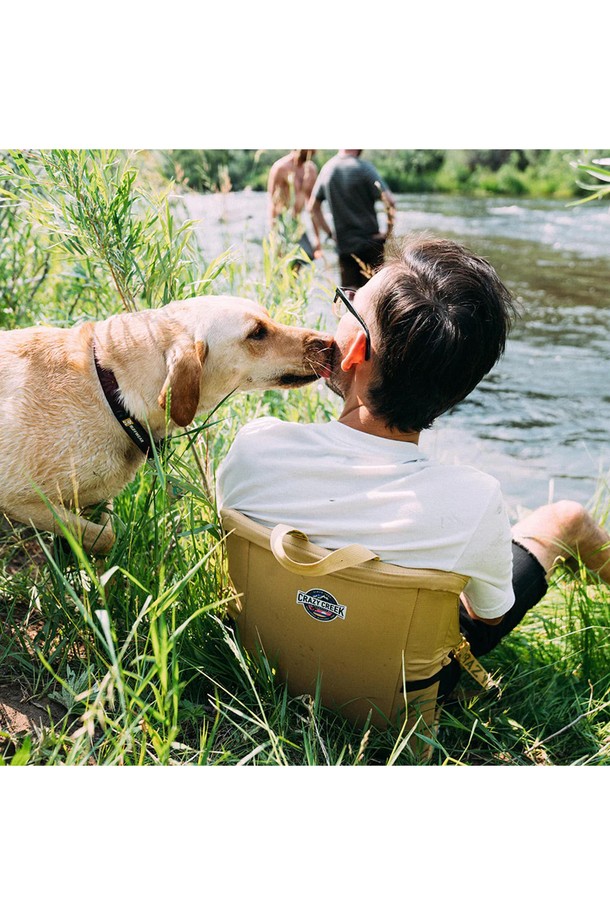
[179,189,610,519]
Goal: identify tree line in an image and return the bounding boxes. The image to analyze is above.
[162,149,610,199]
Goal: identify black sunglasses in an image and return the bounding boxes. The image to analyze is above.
[332,286,371,360]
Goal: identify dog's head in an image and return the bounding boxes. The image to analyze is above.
[158,296,334,426]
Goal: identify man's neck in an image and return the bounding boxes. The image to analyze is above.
[338,401,420,444]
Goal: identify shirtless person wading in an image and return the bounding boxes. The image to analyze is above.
[267,150,318,265]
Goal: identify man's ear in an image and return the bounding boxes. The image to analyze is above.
[340,331,368,372]
[158,339,207,427]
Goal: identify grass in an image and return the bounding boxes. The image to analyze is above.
[1,149,609,767]
[2,517,609,766]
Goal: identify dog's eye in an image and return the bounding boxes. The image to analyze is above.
[248,323,268,342]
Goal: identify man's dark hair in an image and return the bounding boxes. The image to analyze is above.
[368,235,516,432]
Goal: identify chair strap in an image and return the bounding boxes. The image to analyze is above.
[403,669,443,692]
[270,524,379,577]
[403,640,500,695]
[452,637,501,692]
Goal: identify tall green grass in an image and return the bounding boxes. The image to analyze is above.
[1,149,609,766]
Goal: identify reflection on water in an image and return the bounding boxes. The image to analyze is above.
[401,195,610,516]
[180,190,610,517]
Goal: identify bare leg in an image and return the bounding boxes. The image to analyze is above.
[512,500,610,585]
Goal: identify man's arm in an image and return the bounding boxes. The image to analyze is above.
[308,196,333,256]
[460,591,505,626]
[457,477,514,626]
[371,174,396,239]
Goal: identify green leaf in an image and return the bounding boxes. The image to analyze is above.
[10,736,32,766]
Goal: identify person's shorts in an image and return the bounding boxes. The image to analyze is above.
[297,231,315,261]
[438,540,548,700]
[339,237,386,288]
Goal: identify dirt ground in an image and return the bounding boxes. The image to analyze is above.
[0,685,65,738]
[0,527,65,743]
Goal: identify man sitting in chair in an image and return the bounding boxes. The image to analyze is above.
[216,235,610,699]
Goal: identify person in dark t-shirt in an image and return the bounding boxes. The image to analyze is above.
[309,150,396,288]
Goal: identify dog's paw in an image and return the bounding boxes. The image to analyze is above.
[91,524,115,556]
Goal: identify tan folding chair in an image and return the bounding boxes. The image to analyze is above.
[221,508,495,760]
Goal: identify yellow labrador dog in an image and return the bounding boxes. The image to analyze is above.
[0,295,333,554]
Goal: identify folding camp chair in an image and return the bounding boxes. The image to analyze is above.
[221,508,495,760]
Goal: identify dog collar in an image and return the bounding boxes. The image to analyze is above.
[93,345,168,460]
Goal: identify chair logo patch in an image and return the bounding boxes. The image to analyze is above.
[296,588,346,622]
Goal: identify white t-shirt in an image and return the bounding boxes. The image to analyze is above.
[216,417,515,620]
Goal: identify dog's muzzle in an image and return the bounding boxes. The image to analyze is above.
[304,336,335,380]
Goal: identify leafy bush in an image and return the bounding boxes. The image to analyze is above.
[570,153,610,203]
[364,149,447,192]
[0,155,52,328]
[162,149,293,193]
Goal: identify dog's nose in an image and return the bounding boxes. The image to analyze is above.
[304,331,334,348]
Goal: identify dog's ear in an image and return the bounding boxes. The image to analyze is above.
[158,339,207,427]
